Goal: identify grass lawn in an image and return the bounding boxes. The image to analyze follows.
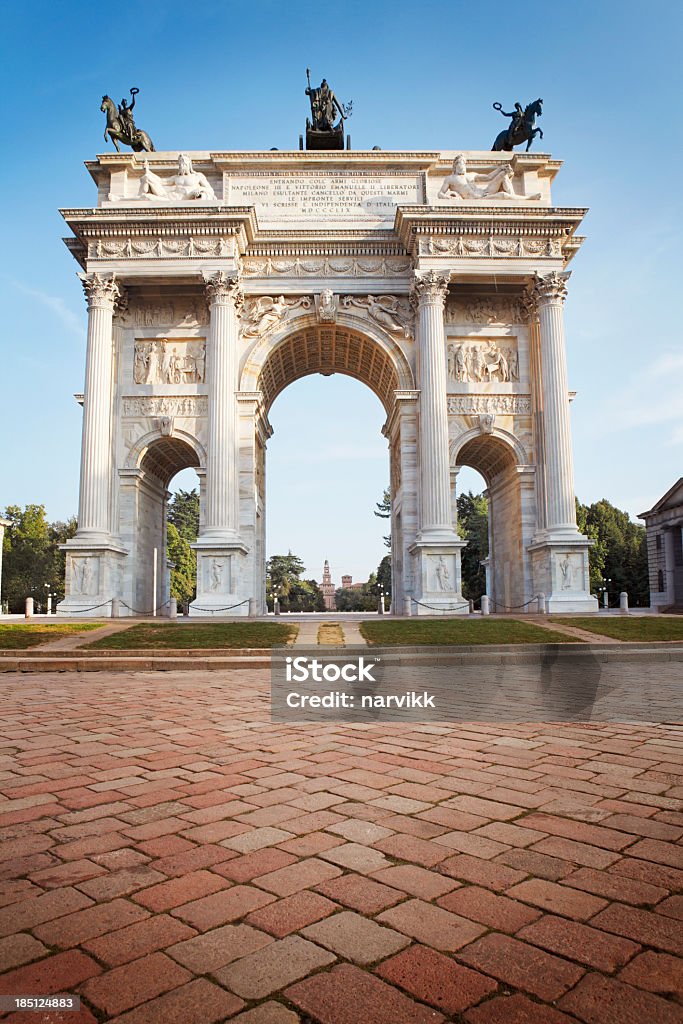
[550,616,683,642]
[87,622,297,650]
[360,618,578,646]
[0,623,103,650]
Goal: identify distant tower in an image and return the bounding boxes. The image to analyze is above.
[341,574,353,589]
[321,559,336,611]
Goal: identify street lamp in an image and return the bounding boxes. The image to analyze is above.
[378,587,385,615]
[598,578,612,609]
[44,584,54,616]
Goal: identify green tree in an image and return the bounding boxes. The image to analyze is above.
[576,498,648,605]
[457,491,489,600]
[376,554,392,601]
[266,552,309,609]
[168,489,200,541]
[167,523,196,605]
[2,505,55,612]
[374,488,391,549]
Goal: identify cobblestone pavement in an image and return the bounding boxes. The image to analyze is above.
[0,670,681,1023]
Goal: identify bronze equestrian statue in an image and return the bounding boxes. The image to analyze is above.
[101,87,155,153]
[491,99,543,152]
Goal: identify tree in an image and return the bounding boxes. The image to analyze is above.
[265,552,325,610]
[576,498,649,605]
[166,489,199,604]
[2,505,59,612]
[376,554,392,601]
[457,491,489,600]
[374,488,391,549]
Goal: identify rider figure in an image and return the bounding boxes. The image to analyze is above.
[500,102,524,147]
[118,92,137,144]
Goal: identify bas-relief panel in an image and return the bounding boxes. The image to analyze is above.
[70,556,100,596]
[445,297,528,326]
[133,339,206,384]
[119,298,209,327]
[447,339,519,384]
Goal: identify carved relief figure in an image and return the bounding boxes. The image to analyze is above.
[559,554,576,590]
[447,297,527,325]
[241,296,311,338]
[210,558,224,592]
[72,558,95,596]
[435,556,453,592]
[316,289,337,322]
[447,341,520,383]
[138,154,216,202]
[342,295,412,337]
[438,155,541,202]
[134,340,206,384]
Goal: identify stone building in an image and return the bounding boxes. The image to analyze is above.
[320,559,336,611]
[56,146,597,616]
[640,479,683,611]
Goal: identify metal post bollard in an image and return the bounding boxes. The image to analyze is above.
[274,598,280,616]
[25,597,34,618]
[468,599,474,614]
[248,597,257,617]
[110,598,120,618]
[404,595,412,617]
[619,592,629,614]
[169,598,177,619]
[481,595,490,616]
[537,592,546,615]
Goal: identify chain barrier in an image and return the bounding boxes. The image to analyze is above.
[489,596,540,612]
[411,598,472,613]
[189,599,250,613]
[119,599,172,617]
[60,599,114,614]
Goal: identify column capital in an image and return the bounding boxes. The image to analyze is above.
[528,270,571,308]
[79,273,120,310]
[203,271,243,312]
[411,270,451,309]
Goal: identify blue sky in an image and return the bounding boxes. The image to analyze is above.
[1,0,682,584]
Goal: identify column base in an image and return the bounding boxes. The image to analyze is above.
[408,539,469,615]
[57,540,128,617]
[527,536,598,613]
[189,539,251,617]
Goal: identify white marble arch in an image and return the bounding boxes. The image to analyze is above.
[239,316,417,613]
[120,429,206,616]
[450,426,536,612]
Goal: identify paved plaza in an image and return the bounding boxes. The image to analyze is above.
[0,669,682,1023]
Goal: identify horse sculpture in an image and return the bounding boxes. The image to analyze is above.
[491,99,543,152]
[101,90,155,153]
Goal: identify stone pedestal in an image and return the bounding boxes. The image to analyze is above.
[190,544,249,616]
[409,539,469,615]
[60,543,128,617]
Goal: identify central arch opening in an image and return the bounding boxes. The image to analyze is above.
[253,323,409,612]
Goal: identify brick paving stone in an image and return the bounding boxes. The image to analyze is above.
[530,836,622,868]
[589,902,683,955]
[655,894,683,920]
[286,962,445,1024]
[505,878,608,920]
[107,977,244,1024]
[75,865,167,900]
[131,869,230,911]
[627,838,683,869]
[0,950,101,995]
[325,819,394,844]
[378,899,486,952]
[213,847,297,882]
[464,992,578,1024]
[319,841,392,873]
[81,913,197,966]
[134,835,194,858]
[517,913,640,970]
[29,859,107,889]
[373,833,451,867]
[277,831,344,857]
[78,951,192,1016]
[33,898,150,948]
[231,1003,300,1024]
[496,847,580,880]
[0,886,93,937]
[316,872,404,912]
[457,933,585,1001]
[608,856,683,891]
[0,933,49,972]
[246,890,337,936]
[519,813,637,851]
[167,921,273,972]
[170,883,275,930]
[563,865,667,905]
[600,813,683,841]
[152,843,236,877]
[90,848,150,871]
[439,853,526,890]
[417,807,488,831]
[558,972,683,1024]
[214,934,336,999]
[376,943,497,1014]
[437,885,541,933]
[444,795,524,820]
[619,950,683,999]
[302,910,410,964]
[222,826,295,853]
[371,864,459,901]
[377,813,447,839]
[254,857,343,896]
[432,831,511,859]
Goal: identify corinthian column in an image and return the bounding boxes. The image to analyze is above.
[412,271,458,541]
[203,271,242,539]
[530,271,579,535]
[77,273,119,540]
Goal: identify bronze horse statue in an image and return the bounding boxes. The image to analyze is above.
[101,90,155,153]
[491,99,543,152]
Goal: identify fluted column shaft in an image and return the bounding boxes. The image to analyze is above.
[204,272,242,538]
[532,272,578,533]
[77,274,119,538]
[413,272,457,538]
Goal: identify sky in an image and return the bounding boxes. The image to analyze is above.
[1,0,682,584]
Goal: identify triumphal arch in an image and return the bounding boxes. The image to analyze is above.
[57,143,598,616]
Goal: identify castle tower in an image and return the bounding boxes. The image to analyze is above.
[320,559,336,611]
